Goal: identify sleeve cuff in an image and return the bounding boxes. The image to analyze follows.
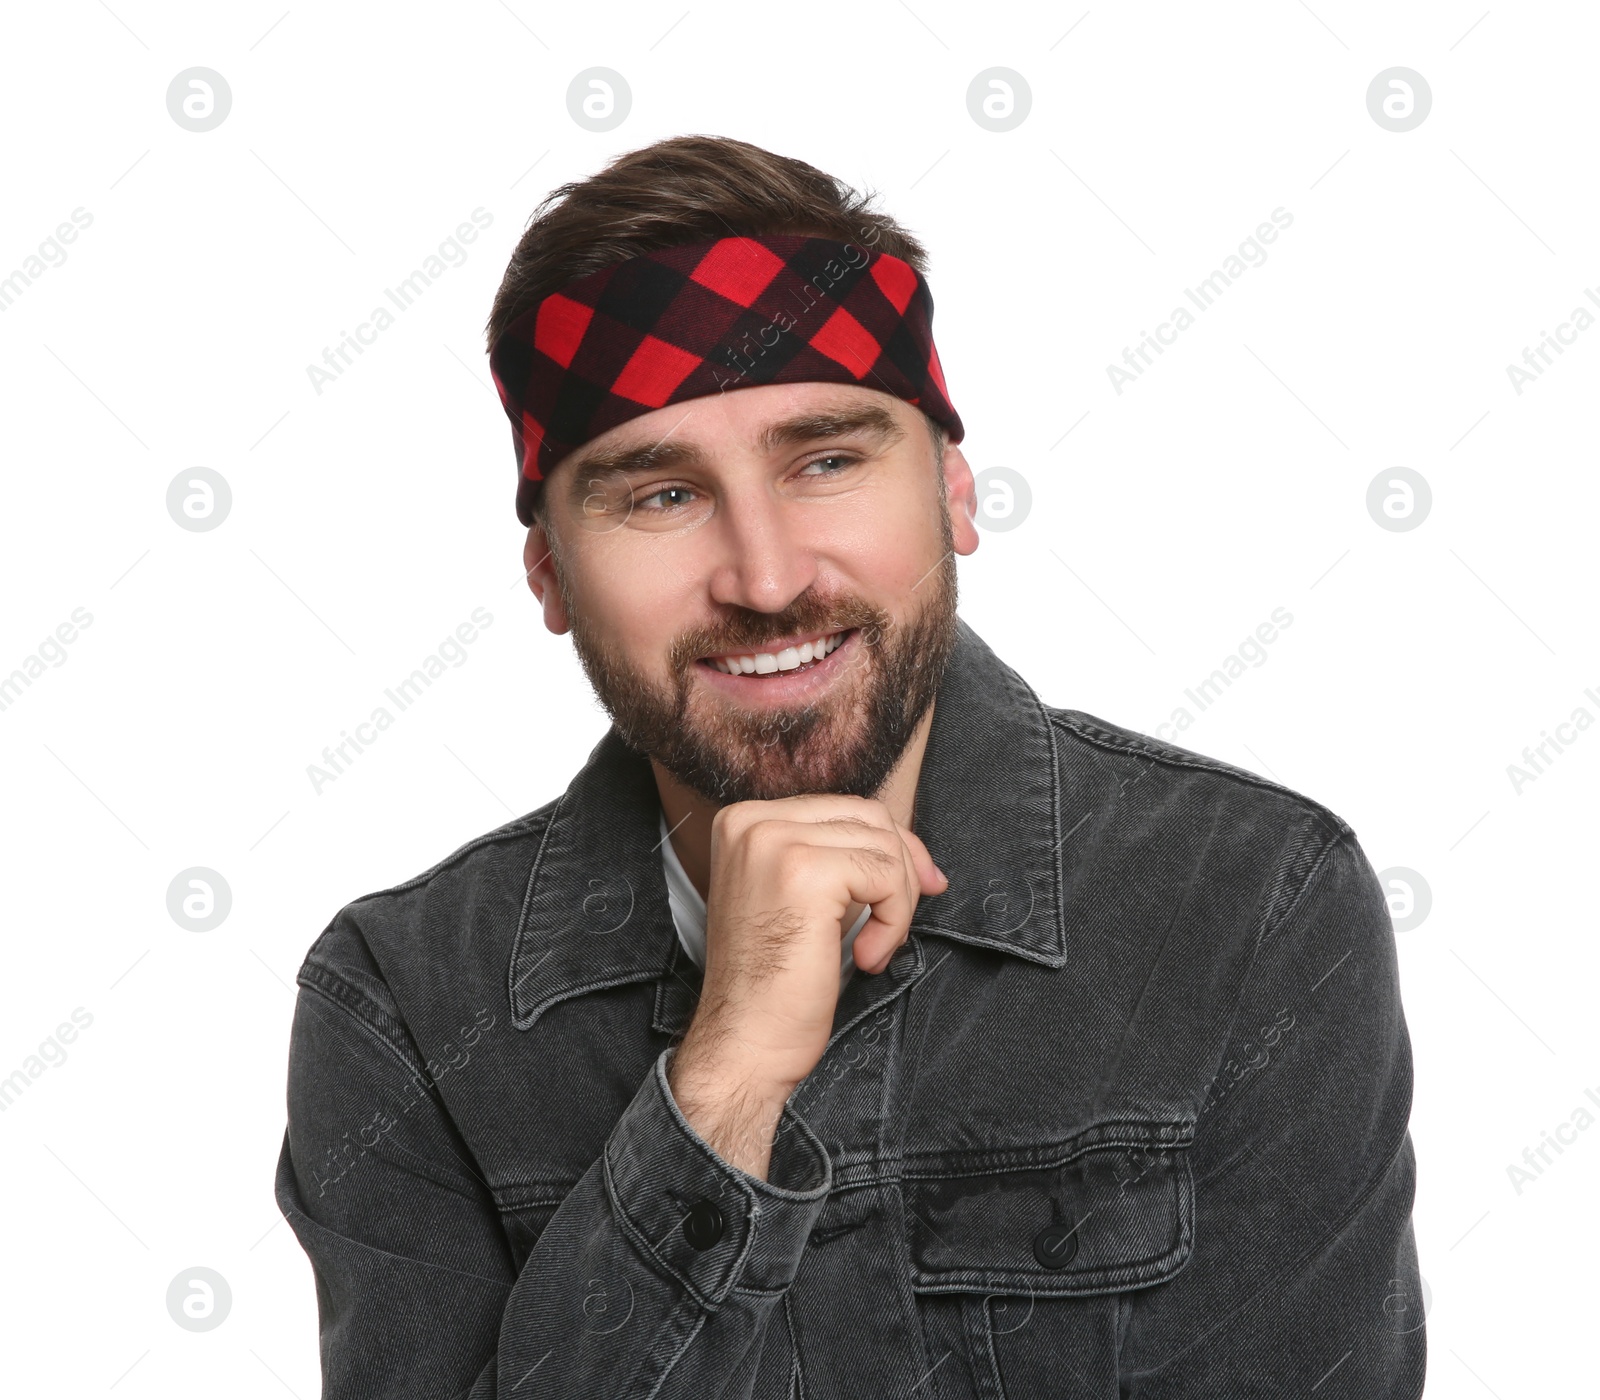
[603,1045,832,1305]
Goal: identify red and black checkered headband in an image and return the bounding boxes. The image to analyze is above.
[487,234,964,526]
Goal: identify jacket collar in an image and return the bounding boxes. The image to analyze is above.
[508,618,1070,1034]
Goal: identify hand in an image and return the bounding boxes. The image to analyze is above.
[667,794,946,1179]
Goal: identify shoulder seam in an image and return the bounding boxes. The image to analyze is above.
[1044,709,1353,838]
[1257,826,1355,950]
[1191,826,1358,1146]
[297,960,429,1082]
[337,805,557,913]
[292,977,499,1200]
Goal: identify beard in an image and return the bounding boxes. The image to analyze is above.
[556,508,960,806]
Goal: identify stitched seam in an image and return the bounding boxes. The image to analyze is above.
[1256,826,1351,952]
[1045,711,1352,841]
[291,986,492,1196]
[1190,827,1350,1144]
[899,1120,1192,1176]
[1128,831,1416,1377]
[297,971,428,1081]
[332,806,555,911]
[602,1148,748,1310]
[634,1296,708,1400]
[300,806,556,994]
[1249,820,1328,949]
[507,789,571,1019]
[279,1200,513,1282]
[1042,683,1067,965]
[297,960,425,1081]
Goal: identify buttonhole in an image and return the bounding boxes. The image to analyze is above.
[808,1215,872,1247]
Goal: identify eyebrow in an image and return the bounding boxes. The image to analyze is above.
[559,401,905,510]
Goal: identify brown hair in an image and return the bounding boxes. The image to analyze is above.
[484,134,937,345]
[484,134,948,514]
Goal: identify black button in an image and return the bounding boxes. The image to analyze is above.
[1033,1221,1080,1269]
[683,1198,725,1251]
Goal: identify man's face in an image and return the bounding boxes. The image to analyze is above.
[525,383,980,805]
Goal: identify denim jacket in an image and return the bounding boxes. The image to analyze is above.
[274,619,1425,1398]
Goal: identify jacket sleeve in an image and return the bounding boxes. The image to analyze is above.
[274,959,833,1398]
[1117,826,1427,1397]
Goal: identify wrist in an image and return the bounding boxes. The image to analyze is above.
[668,1028,799,1109]
[667,1042,798,1180]
[668,1043,793,1120]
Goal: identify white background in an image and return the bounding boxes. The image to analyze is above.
[1,1,1595,1394]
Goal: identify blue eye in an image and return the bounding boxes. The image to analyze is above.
[801,454,856,476]
[636,484,697,512]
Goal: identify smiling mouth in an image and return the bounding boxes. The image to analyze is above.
[698,628,853,677]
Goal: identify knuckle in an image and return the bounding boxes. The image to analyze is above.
[742,817,783,853]
[711,803,748,842]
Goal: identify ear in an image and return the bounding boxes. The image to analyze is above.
[524,523,570,635]
[941,442,981,557]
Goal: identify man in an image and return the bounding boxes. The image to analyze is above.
[275,135,1426,1398]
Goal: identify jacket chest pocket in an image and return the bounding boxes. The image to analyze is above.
[900,1122,1194,1399]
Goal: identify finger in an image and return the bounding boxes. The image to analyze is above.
[797,840,917,954]
[772,825,918,975]
[895,826,948,895]
[725,793,900,840]
[723,814,928,973]
[838,839,920,974]
[767,818,929,965]
[855,927,899,975]
[758,799,947,894]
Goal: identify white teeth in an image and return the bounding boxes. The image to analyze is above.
[708,630,845,676]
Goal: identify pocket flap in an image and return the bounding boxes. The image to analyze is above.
[902,1121,1194,1297]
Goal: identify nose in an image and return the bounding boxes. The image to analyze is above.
[703,484,818,615]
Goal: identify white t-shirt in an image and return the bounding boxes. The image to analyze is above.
[658,810,869,990]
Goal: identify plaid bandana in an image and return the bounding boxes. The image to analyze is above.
[487,234,964,526]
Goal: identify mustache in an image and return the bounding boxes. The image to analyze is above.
[669,594,890,670]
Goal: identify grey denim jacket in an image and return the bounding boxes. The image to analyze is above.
[275,619,1426,1398]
